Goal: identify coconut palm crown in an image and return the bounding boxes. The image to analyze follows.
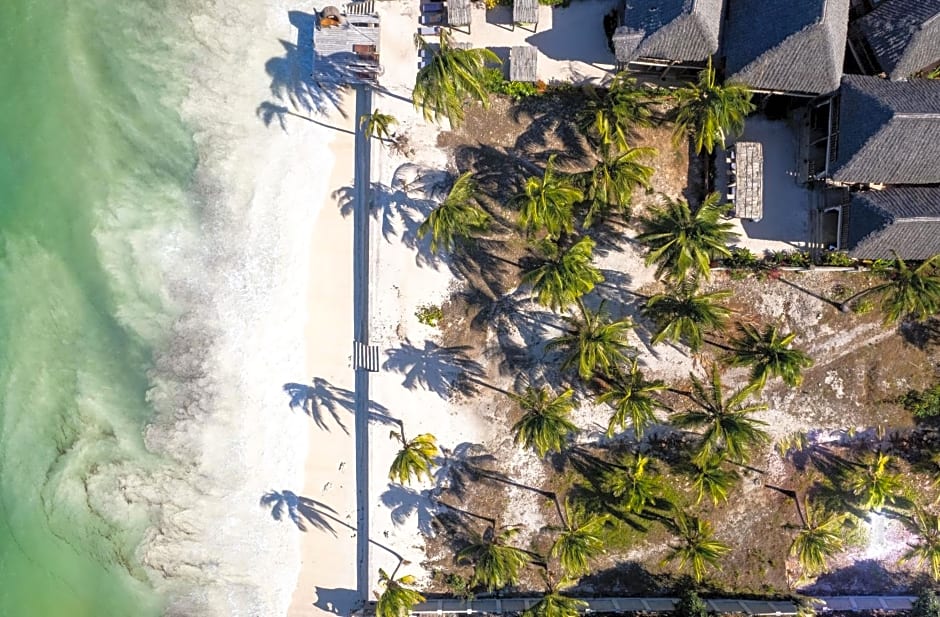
[672,364,770,464]
[642,281,732,352]
[636,192,737,282]
[597,358,668,438]
[671,57,755,154]
[901,508,940,580]
[512,155,584,239]
[413,31,500,127]
[521,237,604,312]
[845,451,905,512]
[510,386,579,457]
[550,502,609,576]
[456,525,533,591]
[844,253,940,324]
[580,146,656,228]
[726,323,815,387]
[790,499,850,578]
[417,171,490,253]
[388,431,440,485]
[376,568,427,617]
[663,511,730,582]
[547,302,636,381]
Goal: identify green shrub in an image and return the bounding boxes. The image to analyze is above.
[766,250,811,268]
[819,250,854,267]
[480,68,540,100]
[912,590,940,617]
[416,304,444,327]
[724,247,760,270]
[851,298,874,315]
[673,590,708,617]
[900,383,940,419]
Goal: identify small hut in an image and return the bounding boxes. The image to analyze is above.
[447,0,472,32]
[319,6,344,28]
[513,0,539,30]
[509,46,537,82]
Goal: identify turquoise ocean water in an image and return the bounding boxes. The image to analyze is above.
[0,1,196,614]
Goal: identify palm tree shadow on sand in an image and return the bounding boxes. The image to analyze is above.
[379,483,438,535]
[382,339,486,399]
[260,490,338,534]
[282,377,393,432]
[257,11,348,131]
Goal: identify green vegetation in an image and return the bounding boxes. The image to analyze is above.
[376,568,426,617]
[901,382,940,418]
[415,303,444,327]
[418,171,491,253]
[413,31,500,127]
[671,57,755,154]
[391,59,940,603]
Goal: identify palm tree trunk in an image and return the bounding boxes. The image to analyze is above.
[463,375,513,396]
[763,484,806,527]
[775,275,842,310]
[435,499,497,528]
[704,337,735,352]
[839,282,889,313]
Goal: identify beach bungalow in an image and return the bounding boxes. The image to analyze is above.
[313,3,382,85]
[825,75,940,185]
[721,0,850,96]
[843,187,940,259]
[848,0,940,80]
[611,0,723,70]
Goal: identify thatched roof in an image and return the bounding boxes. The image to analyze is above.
[831,75,940,184]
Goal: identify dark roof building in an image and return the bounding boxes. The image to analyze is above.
[612,0,722,65]
[854,0,940,80]
[830,75,940,184]
[846,187,940,259]
[722,0,850,95]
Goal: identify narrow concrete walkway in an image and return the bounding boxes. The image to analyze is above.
[405,595,917,615]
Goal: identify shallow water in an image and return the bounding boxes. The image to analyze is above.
[0,0,197,614]
[0,0,319,614]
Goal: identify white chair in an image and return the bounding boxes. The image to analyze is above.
[726,187,736,202]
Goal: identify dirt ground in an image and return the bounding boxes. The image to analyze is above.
[414,93,940,598]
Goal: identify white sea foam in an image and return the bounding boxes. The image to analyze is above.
[98,1,337,614]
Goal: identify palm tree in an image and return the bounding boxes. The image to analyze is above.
[547,302,636,381]
[636,192,737,281]
[376,568,426,617]
[671,57,755,155]
[663,511,730,582]
[579,146,656,228]
[789,499,850,578]
[578,73,656,150]
[521,237,604,312]
[413,31,500,127]
[901,508,940,580]
[597,358,667,438]
[690,456,740,505]
[456,525,533,591]
[672,364,770,464]
[417,171,491,253]
[726,324,815,387]
[598,453,665,515]
[388,429,439,485]
[550,501,609,576]
[844,452,905,512]
[510,386,580,457]
[362,109,398,141]
[512,155,584,239]
[525,573,588,617]
[841,253,940,324]
[642,281,732,352]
